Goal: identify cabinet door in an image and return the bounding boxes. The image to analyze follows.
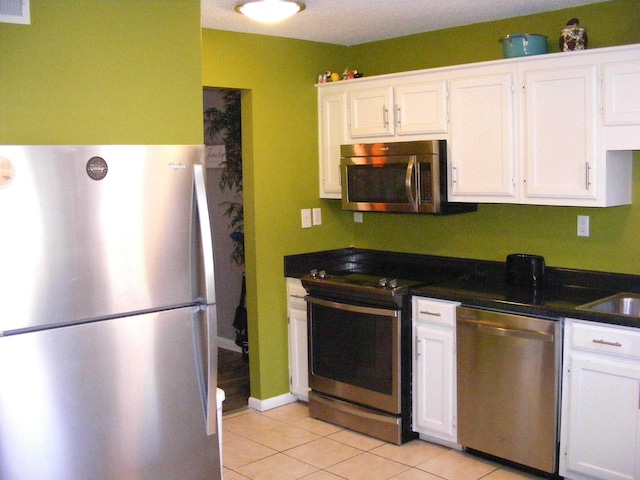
[449,70,516,201]
[395,81,448,135]
[561,352,640,480]
[288,306,309,400]
[413,323,456,440]
[318,90,348,199]
[522,65,597,202]
[349,86,395,138]
[287,278,309,400]
[602,60,640,125]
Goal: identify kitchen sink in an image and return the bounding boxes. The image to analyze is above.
[577,293,640,317]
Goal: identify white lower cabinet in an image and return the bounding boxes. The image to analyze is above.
[287,278,309,401]
[560,318,640,480]
[412,296,460,446]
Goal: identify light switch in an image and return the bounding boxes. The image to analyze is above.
[301,209,312,229]
[312,208,322,226]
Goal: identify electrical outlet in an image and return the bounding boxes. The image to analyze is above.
[301,209,312,229]
[577,215,590,237]
[354,212,363,223]
[312,208,322,226]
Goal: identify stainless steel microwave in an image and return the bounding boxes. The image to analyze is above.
[340,140,477,215]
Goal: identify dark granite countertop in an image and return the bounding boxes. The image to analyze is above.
[412,278,638,327]
[284,248,640,329]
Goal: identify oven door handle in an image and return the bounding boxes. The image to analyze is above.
[305,296,400,318]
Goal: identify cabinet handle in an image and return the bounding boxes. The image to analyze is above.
[291,294,306,299]
[383,106,389,128]
[420,310,442,317]
[452,166,458,185]
[396,106,401,129]
[415,337,421,359]
[586,162,592,190]
[592,338,622,347]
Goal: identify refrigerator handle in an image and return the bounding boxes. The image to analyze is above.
[193,163,218,436]
[193,163,216,305]
[204,304,218,436]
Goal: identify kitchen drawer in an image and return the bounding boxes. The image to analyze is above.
[287,278,307,311]
[568,319,640,360]
[413,297,459,327]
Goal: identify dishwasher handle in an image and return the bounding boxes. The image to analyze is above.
[458,317,555,343]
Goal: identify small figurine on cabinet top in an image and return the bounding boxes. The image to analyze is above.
[560,18,588,51]
[317,69,363,83]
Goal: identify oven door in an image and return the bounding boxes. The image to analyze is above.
[307,296,401,414]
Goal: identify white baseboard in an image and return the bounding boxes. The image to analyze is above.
[218,340,299,413]
[218,336,241,352]
[248,393,299,412]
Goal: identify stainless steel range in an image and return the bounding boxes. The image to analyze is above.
[302,270,418,445]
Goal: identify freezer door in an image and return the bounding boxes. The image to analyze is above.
[0,306,220,480]
[0,145,207,333]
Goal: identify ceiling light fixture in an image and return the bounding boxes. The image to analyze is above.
[235,0,305,23]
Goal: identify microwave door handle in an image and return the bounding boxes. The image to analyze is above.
[406,156,418,211]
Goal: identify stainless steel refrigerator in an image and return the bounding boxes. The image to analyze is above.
[0,145,221,479]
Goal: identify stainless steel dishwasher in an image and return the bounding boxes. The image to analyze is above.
[456,306,562,474]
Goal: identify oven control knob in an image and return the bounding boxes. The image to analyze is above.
[318,270,327,279]
[388,278,398,289]
[310,269,318,279]
[378,277,388,288]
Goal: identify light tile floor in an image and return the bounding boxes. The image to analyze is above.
[221,402,545,480]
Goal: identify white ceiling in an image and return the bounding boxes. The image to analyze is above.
[201,0,609,46]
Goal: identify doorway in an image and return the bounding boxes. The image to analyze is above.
[203,87,249,412]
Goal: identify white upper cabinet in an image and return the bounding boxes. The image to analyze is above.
[318,90,348,199]
[316,44,640,206]
[347,79,449,139]
[449,67,516,201]
[395,81,448,135]
[449,47,636,207]
[520,61,598,203]
[600,46,640,150]
[349,85,396,138]
[317,74,449,198]
[602,60,640,125]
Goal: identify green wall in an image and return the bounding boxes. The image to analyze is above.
[347,0,640,74]
[202,0,640,401]
[0,1,202,144]
[201,31,352,398]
